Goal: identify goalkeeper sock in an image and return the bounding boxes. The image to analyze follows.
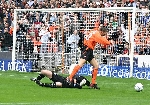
[69,65,81,81]
[91,68,98,84]
[36,74,45,81]
[43,83,57,88]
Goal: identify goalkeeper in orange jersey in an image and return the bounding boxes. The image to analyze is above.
[30,69,90,89]
[67,26,111,89]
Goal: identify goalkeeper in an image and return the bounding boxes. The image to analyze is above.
[30,69,90,89]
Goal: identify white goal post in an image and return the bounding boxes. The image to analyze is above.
[12,7,137,77]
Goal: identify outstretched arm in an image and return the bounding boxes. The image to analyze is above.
[94,35,111,46]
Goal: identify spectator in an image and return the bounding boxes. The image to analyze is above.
[78,23,85,50]
[0,20,4,33]
[67,30,80,53]
[33,36,42,53]
[0,0,150,58]
[39,26,51,53]
[49,13,57,25]
[27,0,34,7]
[28,24,39,39]
[31,0,39,9]
[0,28,12,51]
[22,33,34,61]
[32,36,42,68]
[21,0,27,8]
[67,30,80,65]
[48,22,59,39]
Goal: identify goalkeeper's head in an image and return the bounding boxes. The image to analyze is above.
[99,26,108,36]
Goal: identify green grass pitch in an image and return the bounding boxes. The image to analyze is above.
[0,70,150,105]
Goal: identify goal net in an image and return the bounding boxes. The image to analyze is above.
[12,7,150,80]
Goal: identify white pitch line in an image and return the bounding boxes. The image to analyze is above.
[103,82,150,86]
[103,82,128,85]
[0,103,82,105]
[0,103,46,105]
[146,84,150,85]
[9,75,14,76]
[0,103,33,105]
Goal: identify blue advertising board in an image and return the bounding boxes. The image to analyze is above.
[0,54,150,80]
[0,60,32,72]
[77,64,150,80]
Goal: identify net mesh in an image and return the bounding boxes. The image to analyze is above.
[14,8,150,72]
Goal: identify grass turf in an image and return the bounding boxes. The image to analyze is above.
[0,70,150,105]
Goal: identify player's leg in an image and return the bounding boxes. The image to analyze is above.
[35,71,65,88]
[68,58,86,81]
[44,82,62,88]
[68,47,90,81]
[30,73,45,82]
[40,70,53,78]
[90,58,99,84]
[89,58,100,89]
[30,70,52,82]
[37,82,62,88]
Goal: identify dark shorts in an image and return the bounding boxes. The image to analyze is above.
[80,46,94,62]
[50,72,69,88]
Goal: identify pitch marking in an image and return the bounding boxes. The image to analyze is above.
[0,103,33,105]
[103,82,150,86]
[0,103,80,105]
[9,75,14,76]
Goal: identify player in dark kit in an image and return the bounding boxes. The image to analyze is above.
[30,69,90,89]
[68,26,111,89]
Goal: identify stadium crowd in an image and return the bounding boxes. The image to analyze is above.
[0,0,150,57]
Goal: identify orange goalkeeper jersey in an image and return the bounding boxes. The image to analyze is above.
[84,30,111,50]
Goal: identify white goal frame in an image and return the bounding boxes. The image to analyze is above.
[12,7,136,77]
